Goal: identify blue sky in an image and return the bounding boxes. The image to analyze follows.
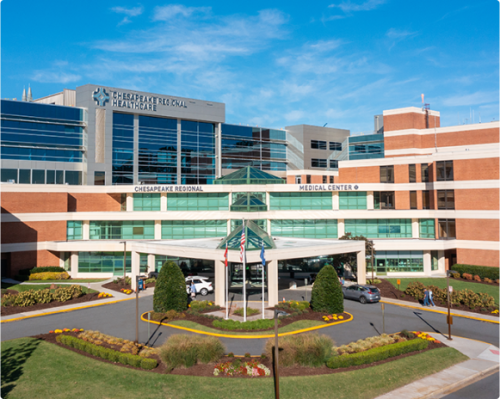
[2,0,498,132]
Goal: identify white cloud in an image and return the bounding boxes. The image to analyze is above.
[386,28,417,39]
[111,6,143,17]
[32,70,81,84]
[285,110,305,121]
[442,91,499,107]
[153,5,211,21]
[328,0,386,13]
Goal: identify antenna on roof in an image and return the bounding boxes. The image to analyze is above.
[323,123,327,127]
[421,93,424,110]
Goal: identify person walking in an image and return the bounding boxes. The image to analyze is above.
[423,288,429,306]
[190,281,197,299]
[428,288,436,307]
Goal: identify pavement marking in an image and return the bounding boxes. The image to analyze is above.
[141,311,354,339]
[1,297,135,323]
[380,300,499,324]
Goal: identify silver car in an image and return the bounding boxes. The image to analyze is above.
[342,284,381,304]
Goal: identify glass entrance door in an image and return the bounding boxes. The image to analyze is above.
[229,262,267,289]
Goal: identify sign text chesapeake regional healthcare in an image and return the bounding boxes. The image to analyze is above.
[111,91,187,111]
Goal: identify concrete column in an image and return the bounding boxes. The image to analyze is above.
[267,259,279,307]
[59,253,65,269]
[148,254,155,274]
[266,192,270,211]
[70,252,79,278]
[338,219,345,238]
[228,192,232,209]
[82,221,90,240]
[423,251,432,275]
[126,193,133,211]
[227,219,231,233]
[357,250,366,284]
[133,115,139,185]
[438,250,446,274]
[214,260,225,307]
[131,251,141,291]
[155,220,162,239]
[267,219,271,234]
[412,219,419,238]
[161,193,167,211]
[367,191,374,210]
[332,192,339,210]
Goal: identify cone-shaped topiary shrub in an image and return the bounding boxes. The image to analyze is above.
[310,265,343,313]
[153,261,187,313]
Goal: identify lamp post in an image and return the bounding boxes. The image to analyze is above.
[119,241,126,278]
[371,241,374,283]
[273,309,280,399]
[446,270,457,341]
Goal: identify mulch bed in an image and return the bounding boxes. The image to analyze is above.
[154,309,352,332]
[102,281,156,293]
[376,279,499,317]
[1,293,102,316]
[34,331,446,377]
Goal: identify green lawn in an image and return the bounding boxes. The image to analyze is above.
[386,278,499,305]
[168,319,325,335]
[1,337,467,399]
[1,283,97,294]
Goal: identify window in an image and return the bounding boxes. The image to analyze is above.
[94,171,105,185]
[380,166,394,183]
[419,219,435,238]
[409,164,416,183]
[431,251,439,270]
[161,220,227,239]
[339,192,367,210]
[270,192,332,210]
[306,175,311,184]
[271,219,338,238]
[90,221,155,240]
[67,221,83,240]
[421,163,429,182]
[311,140,326,150]
[329,176,334,183]
[329,160,338,169]
[438,219,456,239]
[374,191,395,209]
[437,190,455,210]
[410,191,417,209]
[46,170,55,184]
[19,169,30,184]
[436,161,454,181]
[65,171,82,185]
[1,169,17,183]
[167,193,229,211]
[56,170,64,184]
[134,193,161,211]
[295,176,301,184]
[345,219,412,238]
[422,190,431,209]
[374,250,424,273]
[32,170,45,184]
[322,175,327,184]
[311,159,327,168]
[329,142,342,151]
[79,252,131,274]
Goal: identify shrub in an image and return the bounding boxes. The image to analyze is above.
[484,278,493,283]
[462,273,473,280]
[18,266,66,276]
[453,264,500,281]
[404,282,425,300]
[450,272,460,279]
[275,300,310,313]
[244,352,251,358]
[473,275,482,282]
[119,353,129,365]
[227,352,234,357]
[212,318,276,331]
[260,353,267,360]
[159,334,225,368]
[367,279,382,284]
[399,329,414,339]
[140,358,158,370]
[153,261,187,313]
[327,339,428,369]
[233,307,260,317]
[127,354,142,368]
[265,333,334,367]
[29,271,70,281]
[310,265,343,313]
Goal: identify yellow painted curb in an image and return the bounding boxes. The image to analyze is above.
[141,311,353,339]
[380,300,500,325]
[1,297,135,323]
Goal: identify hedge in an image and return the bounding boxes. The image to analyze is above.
[326,338,428,369]
[55,335,157,370]
[452,264,499,280]
[29,271,70,281]
[18,266,66,276]
[212,318,277,331]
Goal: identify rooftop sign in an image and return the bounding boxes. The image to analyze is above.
[299,184,359,191]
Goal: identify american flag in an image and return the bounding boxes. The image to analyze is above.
[224,243,228,267]
[240,220,246,262]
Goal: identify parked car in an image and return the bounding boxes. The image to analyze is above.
[185,276,213,296]
[342,284,380,304]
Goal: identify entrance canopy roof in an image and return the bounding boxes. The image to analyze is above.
[217,220,276,251]
[213,166,285,185]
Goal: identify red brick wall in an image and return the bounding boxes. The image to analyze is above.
[384,112,440,132]
[455,189,499,211]
[394,164,409,183]
[337,166,379,183]
[454,158,499,181]
[9,250,61,275]
[69,193,123,212]
[456,249,499,268]
[456,219,499,242]
[1,221,66,244]
[1,193,67,214]
[395,191,410,210]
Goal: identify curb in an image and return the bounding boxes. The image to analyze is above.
[1,297,135,323]
[380,300,499,324]
[140,311,354,339]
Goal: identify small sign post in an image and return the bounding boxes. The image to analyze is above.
[397,279,401,291]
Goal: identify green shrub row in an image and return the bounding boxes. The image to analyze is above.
[212,318,277,331]
[2,285,84,307]
[159,334,225,368]
[18,266,66,276]
[275,301,310,312]
[452,264,499,280]
[326,338,428,369]
[56,334,157,370]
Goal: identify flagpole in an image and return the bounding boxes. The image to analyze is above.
[242,219,247,322]
[225,244,229,320]
[262,241,265,320]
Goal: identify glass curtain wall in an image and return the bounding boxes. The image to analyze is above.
[348,134,384,160]
[181,120,215,184]
[167,193,229,211]
[221,124,287,171]
[155,255,214,275]
[345,219,412,238]
[271,219,338,238]
[270,192,332,210]
[138,115,177,184]
[161,220,227,239]
[112,113,134,184]
[78,252,131,274]
[133,193,161,211]
[374,251,424,274]
[67,221,83,240]
[419,219,435,238]
[231,219,267,231]
[339,192,367,209]
[89,221,155,239]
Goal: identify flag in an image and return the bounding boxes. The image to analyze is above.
[224,243,228,267]
[260,241,266,266]
[240,220,246,262]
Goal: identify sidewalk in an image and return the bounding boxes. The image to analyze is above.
[380,297,499,323]
[376,333,499,399]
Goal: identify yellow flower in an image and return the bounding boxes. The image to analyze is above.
[338,316,344,320]
[55,329,62,333]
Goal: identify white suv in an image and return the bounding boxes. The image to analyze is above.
[185,276,213,296]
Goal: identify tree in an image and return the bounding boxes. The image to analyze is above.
[310,265,344,314]
[332,234,374,277]
[153,261,187,313]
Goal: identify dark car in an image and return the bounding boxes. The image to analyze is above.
[342,284,381,304]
